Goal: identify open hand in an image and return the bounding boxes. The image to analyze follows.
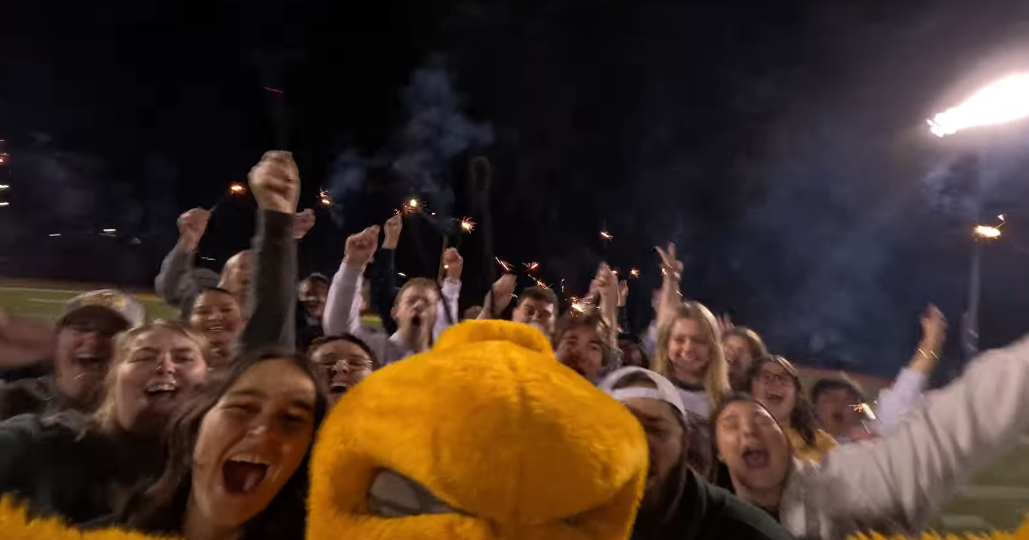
[655,243,683,281]
[344,225,381,268]
[248,150,300,214]
[617,280,629,307]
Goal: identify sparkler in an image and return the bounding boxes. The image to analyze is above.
[49,233,60,238]
[532,277,550,290]
[600,230,614,241]
[0,202,8,207]
[0,184,8,191]
[630,268,640,278]
[974,225,1002,239]
[495,257,513,272]
[209,182,248,213]
[523,261,539,272]
[928,74,1029,137]
[318,188,333,206]
[460,218,475,233]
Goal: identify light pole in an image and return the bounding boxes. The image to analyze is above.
[930,73,1029,361]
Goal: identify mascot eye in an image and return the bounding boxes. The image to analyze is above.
[368,469,461,517]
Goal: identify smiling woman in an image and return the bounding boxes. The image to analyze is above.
[0,320,212,525]
[121,347,329,540]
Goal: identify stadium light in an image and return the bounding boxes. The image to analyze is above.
[928,74,1029,137]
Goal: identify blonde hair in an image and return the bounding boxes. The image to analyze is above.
[652,301,730,411]
[93,319,212,433]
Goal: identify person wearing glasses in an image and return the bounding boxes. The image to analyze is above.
[308,335,378,402]
[747,355,837,462]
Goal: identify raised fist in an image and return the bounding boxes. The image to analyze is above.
[344,226,381,268]
[292,209,316,240]
[248,150,300,214]
[177,208,211,252]
[443,248,464,281]
[921,304,947,348]
[594,263,619,303]
[491,274,517,313]
[383,213,403,249]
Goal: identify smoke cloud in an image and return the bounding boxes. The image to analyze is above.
[325,55,494,225]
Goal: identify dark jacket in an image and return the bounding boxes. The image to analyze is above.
[633,468,797,540]
[0,412,162,525]
[240,210,297,353]
[0,376,75,421]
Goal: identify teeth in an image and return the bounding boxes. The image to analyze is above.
[146,383,176,393]
[230,453,269,465]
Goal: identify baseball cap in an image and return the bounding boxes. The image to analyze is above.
[58,289,147,330]
[599,366,686,417]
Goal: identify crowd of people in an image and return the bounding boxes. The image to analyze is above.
[1,150,1028,540]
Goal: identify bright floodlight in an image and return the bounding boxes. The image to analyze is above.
[929,74,1029,137]
[975,225,1002,238]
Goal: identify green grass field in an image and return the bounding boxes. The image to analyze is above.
[0,281,1026,533]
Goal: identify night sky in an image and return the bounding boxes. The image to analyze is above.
[2,0,1029,378]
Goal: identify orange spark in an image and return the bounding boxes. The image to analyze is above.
[495,257,513,272]
[460,218,475,232]
[318,188,333,206]
[229,183,246,195]
[600,230,613,241]
[523,261,539,272]
[630,268,640,278]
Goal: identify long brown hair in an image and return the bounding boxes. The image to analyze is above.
[652,301,730,411]
[122,347,329,540]
[747,355,820,447]
[93,320,212,434]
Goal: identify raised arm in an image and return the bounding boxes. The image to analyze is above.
[239,151,299,353]
[821,335,1029,531]
[435,248,463,338]
[875,305,946,436]
[324,226,380,338]
[655,243,684,333]
[154,208,209,308]
[477,274,516,320]
[370,214,403,335]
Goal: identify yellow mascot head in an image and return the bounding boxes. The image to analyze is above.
[0,321,648,540]
[307,320,648,540]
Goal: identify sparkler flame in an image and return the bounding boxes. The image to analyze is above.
[929,74,1029,137]
[401,198,423,215]
[975,225,1002,239]
[495,257,513,272]
[0,202,8,207]
[460,218,475,232]
[0,184,8,191]
[532,277,549,290]
[524,262,539,272]
[630,268,640,278]
[102,228,117,234]
[600,230,614,240]
[318,188,333,206]
[229,183,246,195]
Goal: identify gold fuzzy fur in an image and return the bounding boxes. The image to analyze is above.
[307,320,649,540]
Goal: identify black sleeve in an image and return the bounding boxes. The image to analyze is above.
[370,247,399,335]
[0,414,43,496]
[241,210,297,353]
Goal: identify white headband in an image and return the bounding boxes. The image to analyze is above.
[611,387,667,403]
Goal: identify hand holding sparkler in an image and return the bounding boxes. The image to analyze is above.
[176,208,211,253]
[920,304,948,355]
[656,243,683,281]
[248,150,300,215]
[491,274,517,314]
[344,226,381,269]
[292,209,316,240]
[442,248,464,282]
[617,280,629,308]
[383,214,403,250]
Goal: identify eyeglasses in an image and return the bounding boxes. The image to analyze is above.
[756,371,791,385]
[317,354,374,370]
